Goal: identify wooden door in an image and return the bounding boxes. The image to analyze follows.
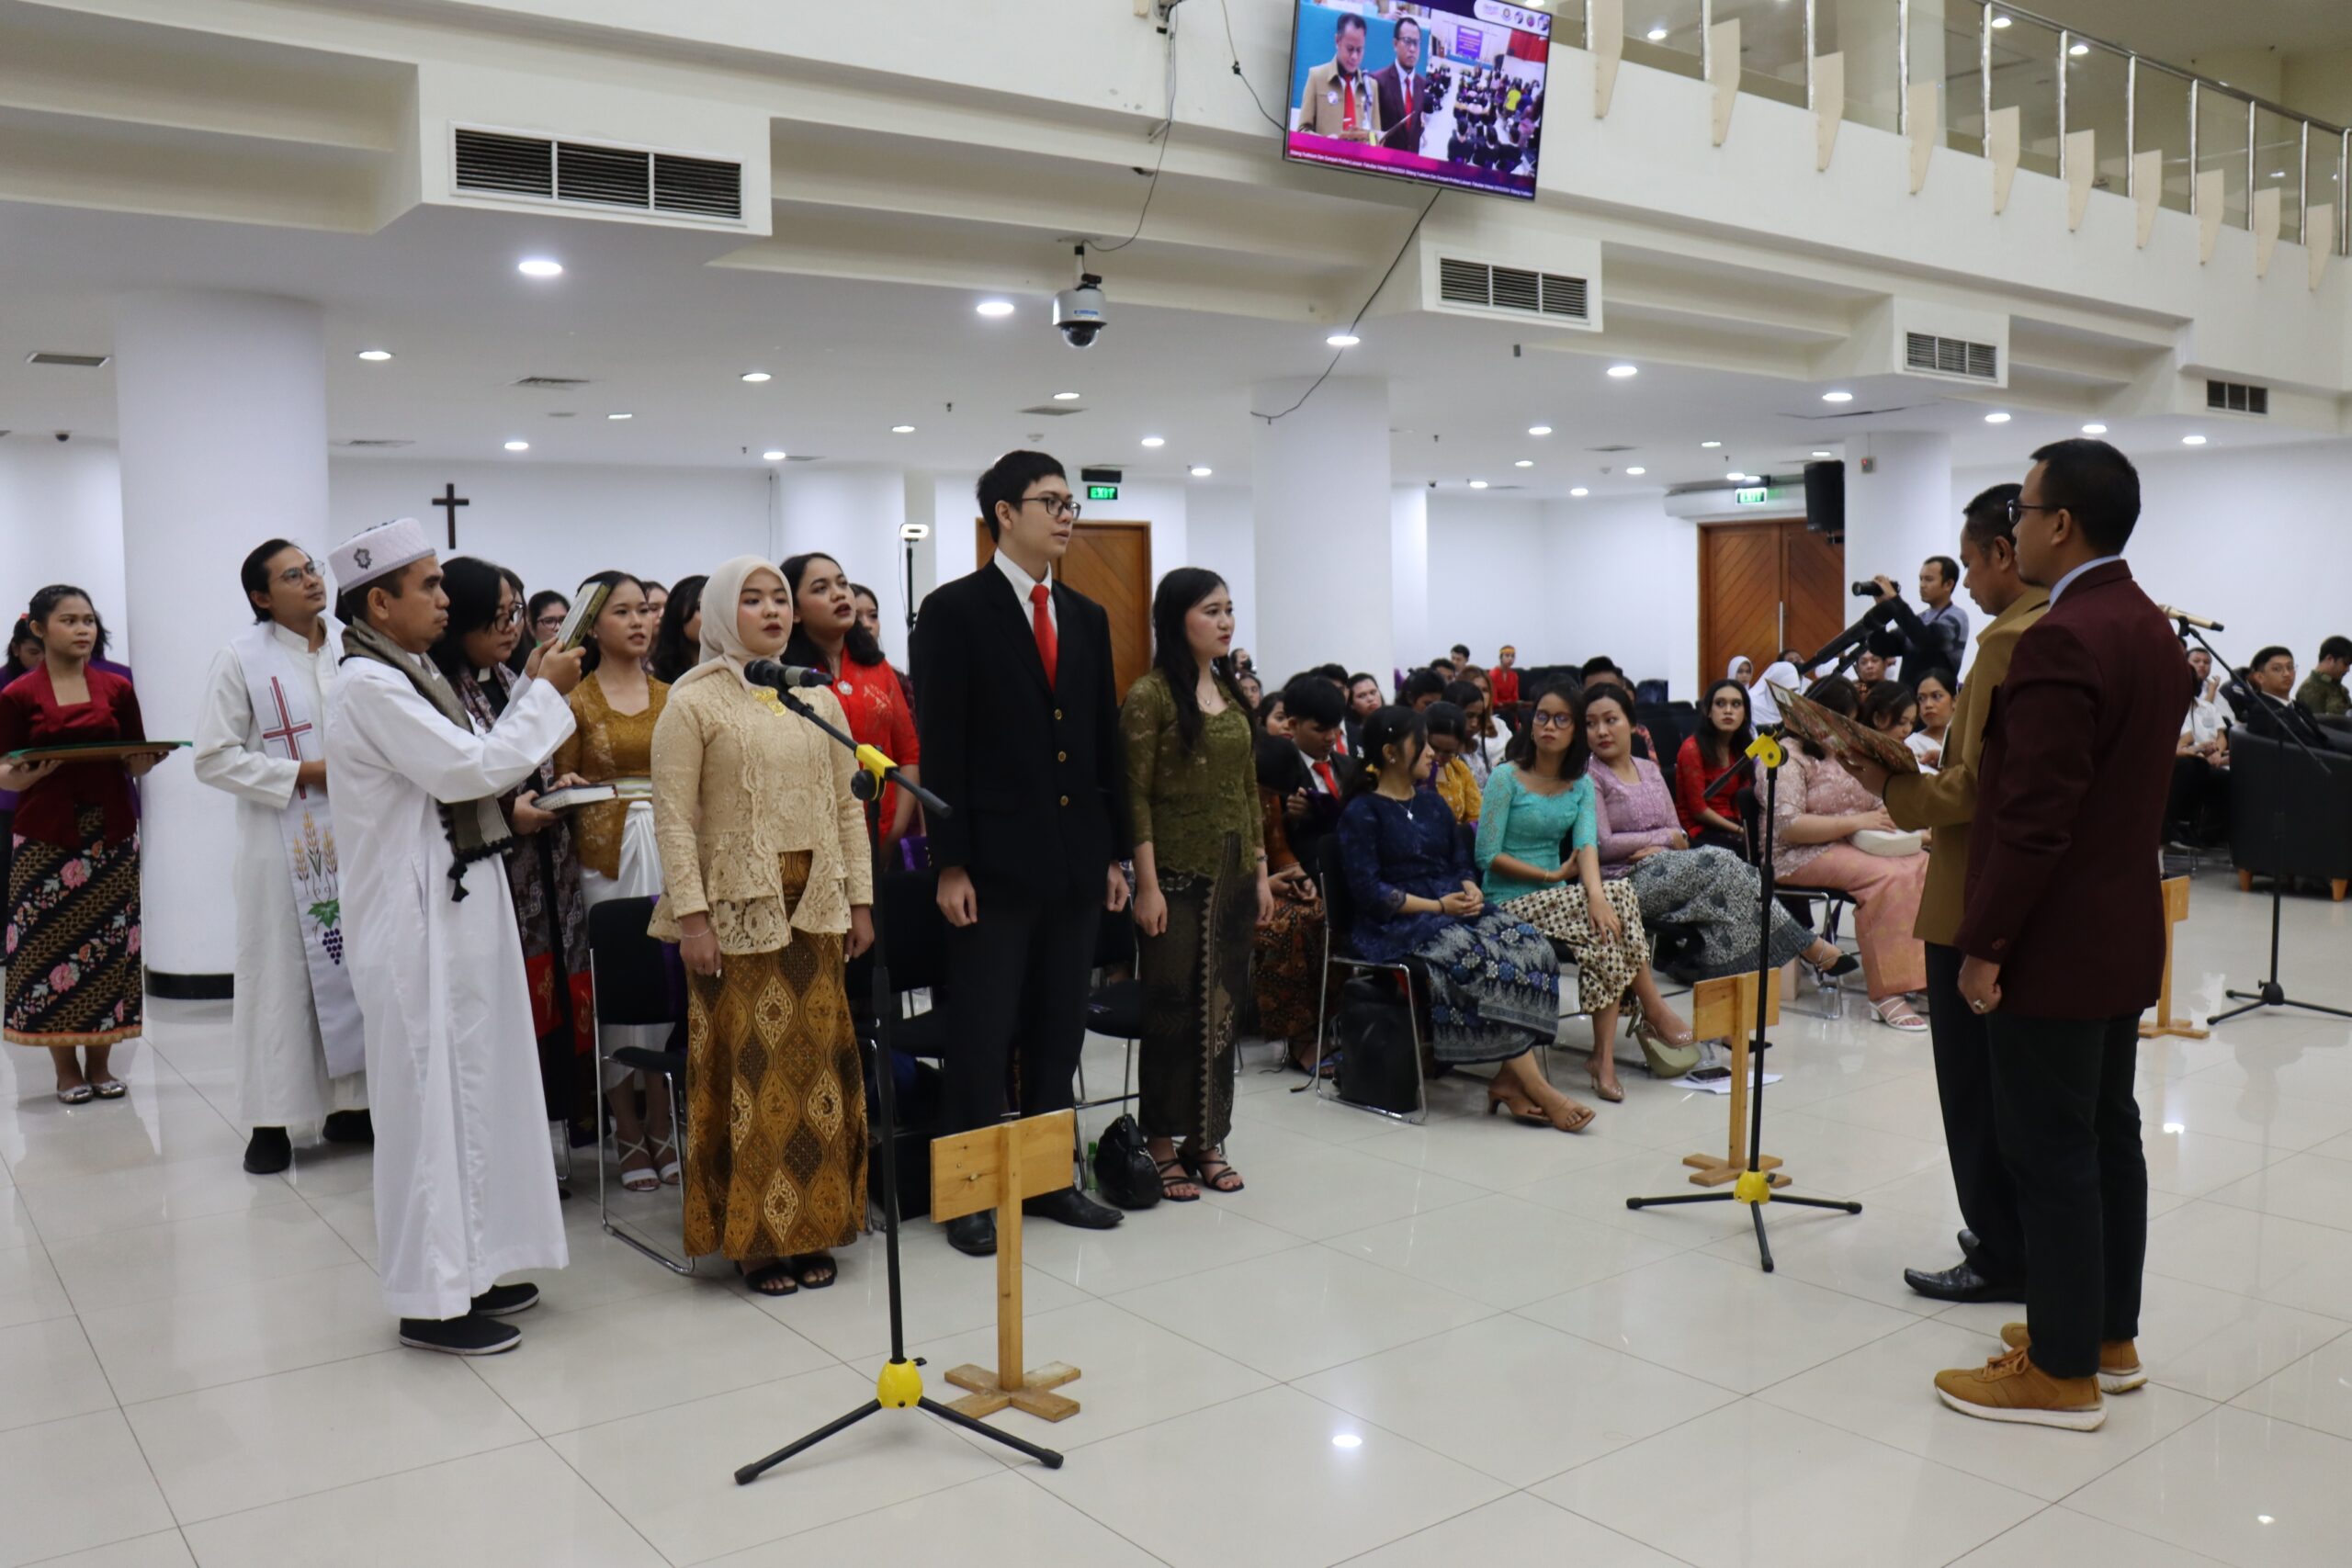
[1698,518,1845,685]
[975,519,1154,701]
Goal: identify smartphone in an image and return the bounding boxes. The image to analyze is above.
[1688,1066,1732,1083]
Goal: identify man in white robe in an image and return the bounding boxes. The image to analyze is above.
[322,518,584,1355]
[193,539,370,1175]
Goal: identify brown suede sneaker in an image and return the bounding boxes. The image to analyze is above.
[1935,1346,2104,1430]
[1999,1322,2147,1393]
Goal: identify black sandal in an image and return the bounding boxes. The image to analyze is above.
[1156,1157,1202,1201]
[738,1260,797,1296]
[790,1253,838,1290]
[1182,1151,1244,1194]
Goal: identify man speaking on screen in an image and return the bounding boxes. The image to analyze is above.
[1298,12,1384,141]
[1373,14,1424,153]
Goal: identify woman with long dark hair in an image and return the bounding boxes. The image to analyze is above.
[1476,682,1690,1094]
[782,552,922,852]
[1674,678,1756,855]
[1338,705,1577,1128]
[426,558,595,1161]
[1122,569,1269,1197]
[553,571,675,1187]
[0,585,164,1100]
[649,573,707,684]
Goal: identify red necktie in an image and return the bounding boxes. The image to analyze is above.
[1030,582,1057,685]
[1342,75,1358,130]
[1315,760,1339,796]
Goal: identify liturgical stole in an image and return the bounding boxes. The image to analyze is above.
[232,626,366,1077]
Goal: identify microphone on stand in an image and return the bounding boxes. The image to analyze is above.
[743,659,832,691]
[2156,604,2225,632]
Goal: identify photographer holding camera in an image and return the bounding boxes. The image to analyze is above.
[1854,556,1971,684]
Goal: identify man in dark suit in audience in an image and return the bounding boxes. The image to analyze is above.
[2240,645,2329,748]
[912,449,1131,1257]
[1256,673,1358,875]
[1372,14,1424,153]
[1937,439,2193,1431]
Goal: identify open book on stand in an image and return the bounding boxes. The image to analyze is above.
[1767,683,1920,777]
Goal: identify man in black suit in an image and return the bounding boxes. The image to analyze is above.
[2238,645,2329,748]
[1372,15,1424,154]
[1255,674,1360,875]
[911,450,1130,1257]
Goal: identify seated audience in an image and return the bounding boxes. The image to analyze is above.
[1420,701,1481,823]
[1402,667,1446,711]
[2183,647,2234,755]
[1771,718,1931,1032]
[1907,666,1956,768]
[1852,649,1886,700]
[1311,663,1355,753]
[1445,678,1508,781]
[1585,675,1659,761]
[2169,647,2232,847]
[1253,675,1356,1066]
[1726,655,1755,687]
[1674,678,1754,855]
[1254,689,1289,739]
[2241,645,2328,747]
[1862,680,1920,748]
[1338,707,1580,1129]
[1747,656,1800,728]
[2296,635,2351,717]
[1489,645,1521,709]
[1253,750,1326,1072]
[1586,684,1857,985]
[1237,670,1263,710]
[1478,682,1694,1093]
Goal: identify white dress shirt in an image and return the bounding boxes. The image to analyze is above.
[993,549,1057,635]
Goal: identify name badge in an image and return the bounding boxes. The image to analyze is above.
[1329,91,1340,105]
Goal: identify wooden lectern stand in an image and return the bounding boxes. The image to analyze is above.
[929,1110,1082,1423]
[1680,969,1792,1189]
[2141,875,2210,1040]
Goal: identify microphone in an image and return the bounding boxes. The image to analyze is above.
[743,659,831,691]
[2157,604,2225,632]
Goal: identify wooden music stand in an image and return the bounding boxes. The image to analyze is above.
[1680,970,1792,1189]
[2141,875,2210,1040]
[930,1110,1082,1422]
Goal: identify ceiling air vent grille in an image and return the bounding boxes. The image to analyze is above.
[25,352,112,368]
[336,438,416,448]
[1017,405,1084,417]
[1904,332,1999,383]
[513,376,592,389]
[2206,378,2268,415]
[453,127,743,224]
[1437,257,1590,321]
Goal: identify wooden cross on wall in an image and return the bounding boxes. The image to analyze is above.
[431,482,469,548]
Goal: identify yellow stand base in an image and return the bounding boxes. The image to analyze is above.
[944,1361,1082,1422]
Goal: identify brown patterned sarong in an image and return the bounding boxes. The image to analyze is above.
[6,804,142,1048]
[1137,833,1254,1147]
[682,851,867,1260]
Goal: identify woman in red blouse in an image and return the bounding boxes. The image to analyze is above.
[782,553,922,853]
[0,585,166,1101]
[1672,679,1755,856]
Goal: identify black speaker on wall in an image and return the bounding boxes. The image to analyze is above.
[1804,460,1846,540]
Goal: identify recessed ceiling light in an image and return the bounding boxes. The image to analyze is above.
[890,424,916,434]
[975,299,1015,318]
[1626,466,1647,476]
[1514,459,1534,468]
[1331,1434,1363,1450]
[2068,41,2089,56]
[1990,14,2012,28]
[1984,412,2012,424]
[1726,471,1749,481]
[1822,390,1854,403]
[741,371,772,383]
[1052,390,1082,401]
[2269,171,2288,180]
[1327,333,1362,348]
[1607,364,1639,378]
[355,348,393,362]
[503,439,529,451]
[2163,1122,2186,1134]
[1468,479,1489,489]
[516,258,562,278]
[1812,449,1834,457]
[1701,440,1722,448]
[1570,487,1589,497]
[2082,423,2109,434]
[1646,26,1668,41]
[607,412,633,421]
[763,449,787,461]
[1140,435,1166,448]
[1528,424,1553,436]
[1189,465,1214,477]
[2182,434,2207,446]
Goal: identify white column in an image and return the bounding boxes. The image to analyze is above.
[774,465,911,666]
[116,291,328,981]
[0,440,128,644]
[1250,378,1393,683]
[1845,429,1966,671]
[1387,485,1429,680]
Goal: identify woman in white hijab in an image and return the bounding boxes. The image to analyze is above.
[649,555,875,1297]
[1727,655,1755,687]
[1748,659,1800,727]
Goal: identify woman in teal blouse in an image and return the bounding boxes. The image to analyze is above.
[1476,682,1694,1096]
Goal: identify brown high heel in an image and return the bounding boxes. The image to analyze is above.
[1586,1063,1625,1104]
[1531,1087,1596,1134]
[1487,1084,1549,1125]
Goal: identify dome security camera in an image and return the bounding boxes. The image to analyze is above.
[54,431,70,442]
[1054,276,1107,349]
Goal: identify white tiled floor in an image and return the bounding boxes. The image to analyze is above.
[3,866,2348,1565]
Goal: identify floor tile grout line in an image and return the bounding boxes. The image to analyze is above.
[151,1433,551,1540]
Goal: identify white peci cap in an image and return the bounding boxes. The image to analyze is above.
[329,517,433,593]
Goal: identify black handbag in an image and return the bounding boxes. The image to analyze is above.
[1092,1111,1161,1210]
[1334,975,1422,1115]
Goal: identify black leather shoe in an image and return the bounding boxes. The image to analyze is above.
[1023,1189,1124,1230]
[945,1213,997,1257]
[1903,1259,2028,1303]
[243,1126,292,1175]
[1957,1228,1980,1257]
[322,1110,375,1145]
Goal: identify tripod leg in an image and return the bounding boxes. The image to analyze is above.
[1752,1201,1774,1272]
[734,1400,883,1484]
[920,1396,1066,1468]
[1772,1195,1865,1213]
[1626,1192,1739,1209]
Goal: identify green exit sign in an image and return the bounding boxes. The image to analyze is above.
[1087,484,1119,502]
[1735,487,1771,506]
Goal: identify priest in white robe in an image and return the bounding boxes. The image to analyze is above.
[192,539,369,1176]
[322,518,585,1355]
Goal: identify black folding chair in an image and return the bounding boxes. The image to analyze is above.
[589,897,692,1274]
[1310,835,1431,1124]
[1075,911,1143,1113]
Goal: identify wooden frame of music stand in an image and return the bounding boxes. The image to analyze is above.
[930,1109,1082,1422]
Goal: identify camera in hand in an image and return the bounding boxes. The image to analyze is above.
[1850,581,1884,599]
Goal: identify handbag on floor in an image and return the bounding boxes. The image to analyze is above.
[1334,975,1423,1115]
[1092,1111,1163,1210]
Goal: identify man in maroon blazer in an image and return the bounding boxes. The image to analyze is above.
[1937,439,2194,1431]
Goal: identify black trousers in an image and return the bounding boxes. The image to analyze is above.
[942,877,1102,1135]
[1924,942,2027,1280]
[2165,756,2228,846]
[1985,1010,2147,1379]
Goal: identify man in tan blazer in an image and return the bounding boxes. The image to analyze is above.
[1848,481,2049,1305]
[1297,12,1383,140]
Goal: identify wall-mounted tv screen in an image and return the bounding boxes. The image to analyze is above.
[1282,1,1552,201]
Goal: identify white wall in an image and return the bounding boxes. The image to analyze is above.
[1424,494,1544,672]
[0,436,129,656]
[1543,496,1702,700]
[1185,484,1257,658]
[1955,439,2352,672]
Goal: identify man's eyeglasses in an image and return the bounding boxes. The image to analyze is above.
[2005,499,2061,525]
[274,562,322,586]
[1021,494,1082,521]
[1530,710,1577,728]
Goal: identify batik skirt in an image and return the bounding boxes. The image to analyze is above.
[1414,909,1559,1065]
[1137,833,1254,1148]
[6,806,142,1048]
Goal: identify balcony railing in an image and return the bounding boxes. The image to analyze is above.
[1571,1,2349,257]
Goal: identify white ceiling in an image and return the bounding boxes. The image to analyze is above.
[0,195,2322,503]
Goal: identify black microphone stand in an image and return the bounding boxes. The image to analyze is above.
[2170,619,2352,1026]
[1624,735,1862,1271]
[734,692,1065,1483]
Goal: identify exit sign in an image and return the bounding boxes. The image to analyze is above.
[1087,484,1119,502]
[1735,487,1771,506]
